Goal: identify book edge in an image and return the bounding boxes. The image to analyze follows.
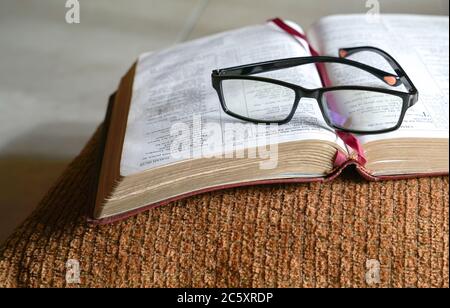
[93,63,137,218]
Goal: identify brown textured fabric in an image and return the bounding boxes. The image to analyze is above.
[0,126,448,288]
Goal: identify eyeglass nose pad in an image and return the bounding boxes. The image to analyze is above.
[383,76,399,86]
[339,49,348,58]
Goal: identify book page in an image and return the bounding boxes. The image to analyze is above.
[307,14,449,144]
[121,22,344,176]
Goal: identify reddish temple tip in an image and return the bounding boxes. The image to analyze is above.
[384,76,397,86]
[339,49,348,58]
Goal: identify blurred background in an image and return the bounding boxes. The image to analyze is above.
[0,0,449,244]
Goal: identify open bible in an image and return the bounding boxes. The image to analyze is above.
[93,14,449,223]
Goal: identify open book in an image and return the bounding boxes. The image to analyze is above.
[93,14,449,223]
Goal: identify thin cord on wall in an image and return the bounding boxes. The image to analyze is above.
[175,0,210,43]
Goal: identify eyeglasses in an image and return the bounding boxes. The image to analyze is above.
[211,46,418,134]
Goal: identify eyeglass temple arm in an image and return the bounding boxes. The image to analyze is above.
[215,56,401,87]
[339,46,418,105]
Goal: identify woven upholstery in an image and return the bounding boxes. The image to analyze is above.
[0,125,448,288]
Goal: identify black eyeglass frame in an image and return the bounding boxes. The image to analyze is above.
[211,46,419,134]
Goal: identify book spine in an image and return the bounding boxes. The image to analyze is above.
[270,18,369,171]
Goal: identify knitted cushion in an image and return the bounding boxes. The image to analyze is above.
[0,125,448,288]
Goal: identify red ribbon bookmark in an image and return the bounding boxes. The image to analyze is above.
[269,17,367,167]
[335,131,367,166]
[269,18,332,87]
[270,17,320,56]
